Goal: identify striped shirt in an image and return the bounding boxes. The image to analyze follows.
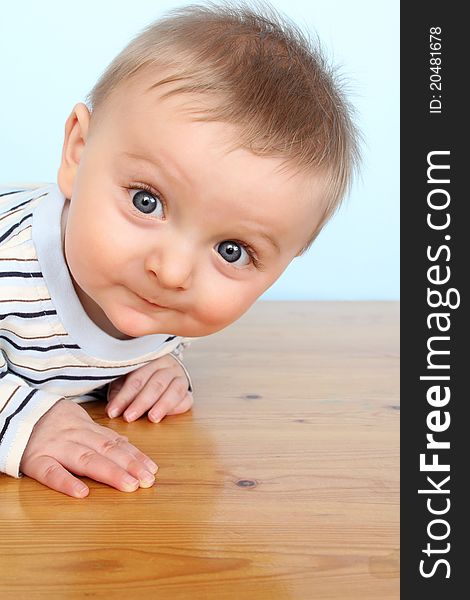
[0,182,196,479]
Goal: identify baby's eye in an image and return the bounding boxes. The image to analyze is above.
[130,188,164,218]
[216,240,251,267]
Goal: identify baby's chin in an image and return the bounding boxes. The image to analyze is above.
[111,310,235,341]
[105,305,193,339]
[107,308,174,339]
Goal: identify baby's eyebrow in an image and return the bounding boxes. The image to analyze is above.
[119,150,186,186]
[243,227,281,255]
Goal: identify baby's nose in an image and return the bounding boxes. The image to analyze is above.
[145,246,193,291]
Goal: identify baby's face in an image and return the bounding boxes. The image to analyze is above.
[58,77,325,339]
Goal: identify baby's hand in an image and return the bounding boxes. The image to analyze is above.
[19,398,159,498]
[106,354,193,423]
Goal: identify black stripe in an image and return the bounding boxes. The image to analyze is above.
[0,310,57,320]
[6,367,123,385]
[0,190,26,198]
[0,212,32,244]
[2,197,34,214]
[0,388,37,445]
[0,271,42,278]
[0,223,32,246]
[0,335,80,352]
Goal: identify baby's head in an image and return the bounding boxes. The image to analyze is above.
[57,1,360,340]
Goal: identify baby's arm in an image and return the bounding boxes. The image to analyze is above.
[0,376,67,479]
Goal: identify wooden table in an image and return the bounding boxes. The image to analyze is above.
[0,301,399,599]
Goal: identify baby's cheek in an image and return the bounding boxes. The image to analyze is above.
[192,294,252,332]
[65,231,90,286]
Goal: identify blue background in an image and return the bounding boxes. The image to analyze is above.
[0,0,399,300]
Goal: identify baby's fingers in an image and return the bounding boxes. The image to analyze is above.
[148,382,193,423]
[162,391,194,417]
[120,371,176,422]
[107,369,167,419]
[107,377,124,402]
[24,454,90,499]
[58,439,154,495]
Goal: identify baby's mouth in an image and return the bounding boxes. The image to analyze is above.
[137,293,167,309]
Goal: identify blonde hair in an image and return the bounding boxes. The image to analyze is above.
[84,0,361,255]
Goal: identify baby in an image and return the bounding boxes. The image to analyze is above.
[0,1,359,498]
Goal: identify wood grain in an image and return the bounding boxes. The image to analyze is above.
[0,301,399,599]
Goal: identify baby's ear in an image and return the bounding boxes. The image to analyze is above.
[57,103,91,198]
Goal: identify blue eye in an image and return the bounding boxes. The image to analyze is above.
[216,240,251,267]
[130,187,164,217]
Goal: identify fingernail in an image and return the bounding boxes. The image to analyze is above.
[108,408,119,418]
[145,460,159,474]
[139,471,155,488]
[122,475,139,491]
[74,483,88,497]
[149,411,162,423]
